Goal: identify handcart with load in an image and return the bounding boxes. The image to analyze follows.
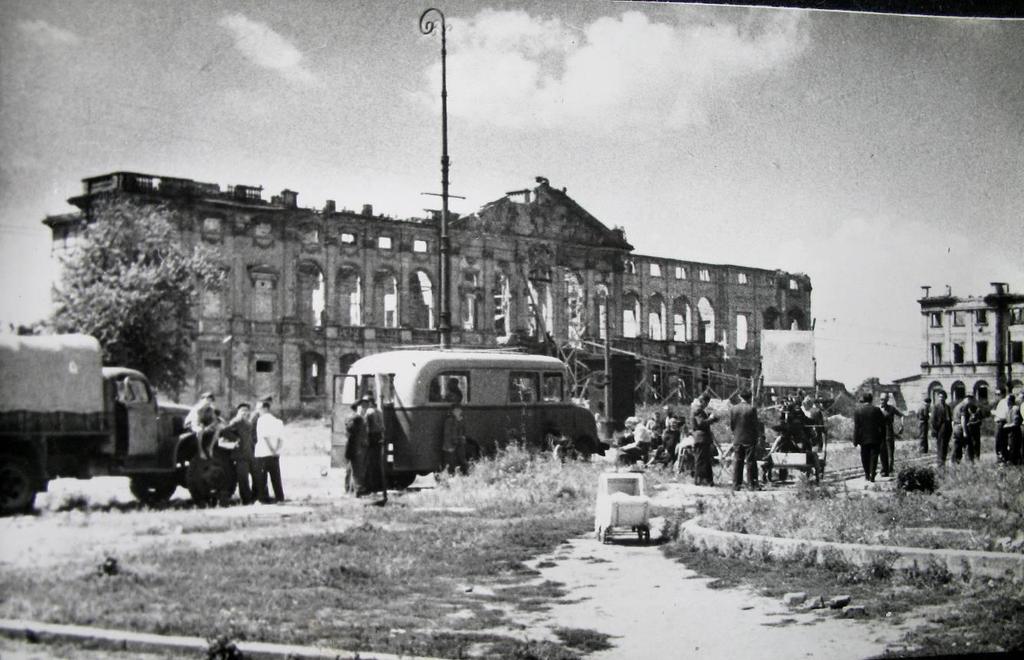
[594,471,651,543]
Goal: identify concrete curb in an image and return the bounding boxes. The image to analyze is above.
[679,518,1024,580]
[0,618,440,660]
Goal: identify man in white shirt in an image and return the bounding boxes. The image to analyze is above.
[254,398,285,503]
[993,388,1012,463]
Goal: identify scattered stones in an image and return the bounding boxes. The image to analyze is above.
[840,605,868,618]
[827,595,852,609]
[782,591,808,606]
[799,596,825,611]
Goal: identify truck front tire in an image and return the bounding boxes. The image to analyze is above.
[129,476,177,507]
[0,455,37,515]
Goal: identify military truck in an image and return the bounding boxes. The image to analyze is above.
[0,334,209,514]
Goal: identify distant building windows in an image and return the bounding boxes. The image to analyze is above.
[699,269,711,282]
[674,266,687,280]
[649,263,662,277]
[413,239,428,253]
[301,351,325,398]
[929,312,942,328]
[1011,341,1024,364]
[976,340,989,363]
[789,278,798,290]
[648,294,666,341]
[952,311,965,327]
[930,343,943,364]
[622,292,640,338]
[255,360,275,373]
[301,226,320,245]
[340,232,356,244]
[493,271,511,338]
[953,342,965,364]
[624,260,636,275]
[297,262,326,328]
[377,236,393,250]
[409,270,435,329]
[697,297,715,344]
[337,267,362,326]
[975,310,988,325]
[737,273,748,285]
[378,274,398,328]
[1011,308,1024,325]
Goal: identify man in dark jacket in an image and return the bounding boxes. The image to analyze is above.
[853,392,885,482]
[917,395,931,454]
[216,403,256,504]
[877,392,904,477]
[930,391,953,465]
[729,391,760,491]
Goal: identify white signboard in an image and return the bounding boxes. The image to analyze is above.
[761,330,815,387]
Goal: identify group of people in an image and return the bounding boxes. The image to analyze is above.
[920,387,1024,467]
[184,391,285,505]
[611,391,828,491]
[852,391,905,482]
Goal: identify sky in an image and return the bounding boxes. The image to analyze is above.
[0,0,1021,388]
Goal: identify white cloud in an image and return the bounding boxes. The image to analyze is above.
[418,9,808,131]
[218,14,318,86]
[17,19,81,47]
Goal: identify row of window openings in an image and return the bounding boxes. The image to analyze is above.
[925,309,1020,327]
[929,340,1024,364]
[625,262,798,289]
[202,217,429,252]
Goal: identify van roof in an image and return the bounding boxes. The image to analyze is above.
[348,350,567,373]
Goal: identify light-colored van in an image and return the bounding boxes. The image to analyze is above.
[331,350,601,487]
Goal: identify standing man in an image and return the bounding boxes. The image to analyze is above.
[1006,399,1023,466]
[917,394,931,454]
[992,389,1012,463]
[442,403,469,475]
[853,392,885,482]
[930,391,954,466]
[963,395,984,462]
[353,394,385,497]
[729,391,760,491]
[690,391,721,486]
[254,398,285,503]
[220,403,256,505]
[877,393,904,477]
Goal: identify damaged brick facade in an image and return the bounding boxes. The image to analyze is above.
[45,171,812,415]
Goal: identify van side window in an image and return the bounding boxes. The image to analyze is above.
[509,372,538,403]
[428,371,469,403]
[541,373,563,402]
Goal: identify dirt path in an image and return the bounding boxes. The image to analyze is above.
[517,531,911,659]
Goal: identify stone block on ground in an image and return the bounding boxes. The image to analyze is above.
[841,605,868,618]
[827,594,852,609]
[782,591,808,606]
[799,595,825,611]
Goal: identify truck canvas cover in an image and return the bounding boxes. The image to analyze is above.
[0,334,105,414]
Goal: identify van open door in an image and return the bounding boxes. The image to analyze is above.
[330,373,358,469]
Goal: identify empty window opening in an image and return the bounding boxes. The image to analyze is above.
[413,239,428,253]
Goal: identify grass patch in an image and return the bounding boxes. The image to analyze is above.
[0,447,619,659]
[553,627,614,653]
[697,464,1024,552]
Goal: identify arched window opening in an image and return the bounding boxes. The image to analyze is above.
[565,271,586,343]
[973,381,989,402]
[301,351,325,397]
[594,284,609,340]
[493,271,511,338]
[337,267,362,326]
[298,262,326,327]
[672,297,692,342]
[526,280,553,338]
[409,270,435,329]
[697,297,715,344]
[736,314,749,350]
[622,292,641,339]
[648,294,666,341]
[373,272,398,328]
[787,307,805,331]
[763,307,780,330]
[950,381,966,403]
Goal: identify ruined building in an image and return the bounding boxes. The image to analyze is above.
[44,172,812,414]
[896,282,1024,405]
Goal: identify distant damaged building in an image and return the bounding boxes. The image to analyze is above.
[44,172,812,414]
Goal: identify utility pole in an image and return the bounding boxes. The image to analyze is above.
[420,8,452,348]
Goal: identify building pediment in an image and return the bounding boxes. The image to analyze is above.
[454,178,632,251]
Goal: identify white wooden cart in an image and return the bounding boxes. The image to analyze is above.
[594,472,651,543]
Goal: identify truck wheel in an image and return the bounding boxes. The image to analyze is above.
[186,459,225,507]
[0,455,36,515]
[129,477,177,507]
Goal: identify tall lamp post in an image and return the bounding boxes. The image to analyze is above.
[420,8,452,348]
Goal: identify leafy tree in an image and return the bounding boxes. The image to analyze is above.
[52,197,224,395]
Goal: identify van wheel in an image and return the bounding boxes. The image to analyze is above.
[0,455,36,515]
[387,472,417,490]
[129,476,177,507]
